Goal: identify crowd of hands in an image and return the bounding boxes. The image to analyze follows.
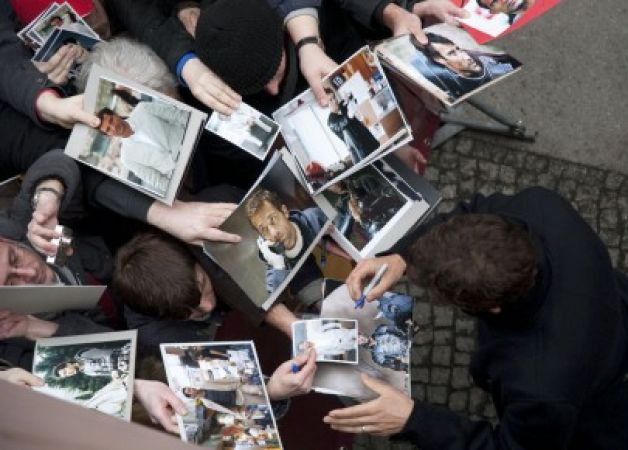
[1,0,475,439]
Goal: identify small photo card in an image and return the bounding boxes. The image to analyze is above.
[206,103,280,160]
[292,318,359,364]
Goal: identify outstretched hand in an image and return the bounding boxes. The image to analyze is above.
[35,93,100,129]
[181,58,241,115]
[147,200,241,246]
[346,254,407,303]
[413,0,470,26]
[266,349,317,401]
[134,379,187,434]
[323,373,414,436]
[299,45,338,107]
[382,3,428,45]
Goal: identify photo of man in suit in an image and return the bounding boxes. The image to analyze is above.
[96,97,189,196]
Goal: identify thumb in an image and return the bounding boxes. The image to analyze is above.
[311,79,329,108]
[22,372,45,388]
[292,348,313,367]
[167,391,188,416]
[360,373,389,394]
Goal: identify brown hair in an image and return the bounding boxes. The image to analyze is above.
[244,189,283,222]
[113,232,201,320]
[406,214,536,313]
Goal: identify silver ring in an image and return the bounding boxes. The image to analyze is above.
[361,425,366,433]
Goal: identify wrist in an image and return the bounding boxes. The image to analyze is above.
[295,36,323,55]
[177,52,199,86]
[35,89,62,124]
[25,316,59,340]
[147,200,170,231]
[382,3,405,30]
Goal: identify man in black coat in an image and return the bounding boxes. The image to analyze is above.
[325,187,628,449]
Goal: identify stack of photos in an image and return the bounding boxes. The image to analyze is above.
[204,150,333,311]
[314,156,434,260]
[292,319,359,364]
[32,330,137,420]
[65,65,207,205]
[206,103,281,160]
[17,2,99,51]
[273,46,412,195]
[376,24,522,108]
[457,0,561,43]
[310,284,415,401]
[161,341,282,449]
[32,27,100,63]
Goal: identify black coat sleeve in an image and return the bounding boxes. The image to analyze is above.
[0,2,57,125]
[0,150,85,241]
[397,398,579,450]
[104,0,195,75]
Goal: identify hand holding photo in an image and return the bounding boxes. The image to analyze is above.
[292,319,359,364]
[206,102,280,160]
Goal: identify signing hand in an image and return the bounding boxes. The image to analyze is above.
[0,368,44,388]
[178,6,200,37]
[323,373,414,436]
[382,3,428,45]
[35,93,100,129]
[147,200,241,246]
[299,45,338,106]
[413,0,470,26]
[346,254,406,302]
[33,44,82,85]
[266,349,317,401]
[134,379,187,434]
[181,58,241,115]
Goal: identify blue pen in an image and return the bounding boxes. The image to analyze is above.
[354,263,389,309]
[291,362,299,374]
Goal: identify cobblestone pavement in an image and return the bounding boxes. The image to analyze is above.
[352,134,628,450]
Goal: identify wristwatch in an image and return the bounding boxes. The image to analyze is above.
[31,186,64,210]
[295,36,323,53]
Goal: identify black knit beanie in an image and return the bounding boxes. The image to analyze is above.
[195,0,284,96]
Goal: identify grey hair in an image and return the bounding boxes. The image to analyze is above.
[76,37,176,94]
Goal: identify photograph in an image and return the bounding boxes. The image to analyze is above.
[309,284,415,400]
[376,24,522,107]
[65,65,206,205]
[204,150,333,310]
[273,46,410,194]
[32,2,98,43]
[321,162,410,253]
[32,28,100,63]
[32,330,137,421]
[206,102,280,160]
[313,154,437,259]
[292,318,359,364]
[161,341,282,449]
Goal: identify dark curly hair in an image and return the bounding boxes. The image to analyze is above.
[406,214,537,313]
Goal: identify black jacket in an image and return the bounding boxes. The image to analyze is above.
[394,187,628,449]
[0,1,70,178]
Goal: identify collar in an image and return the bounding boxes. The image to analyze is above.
[284,222,304,259]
